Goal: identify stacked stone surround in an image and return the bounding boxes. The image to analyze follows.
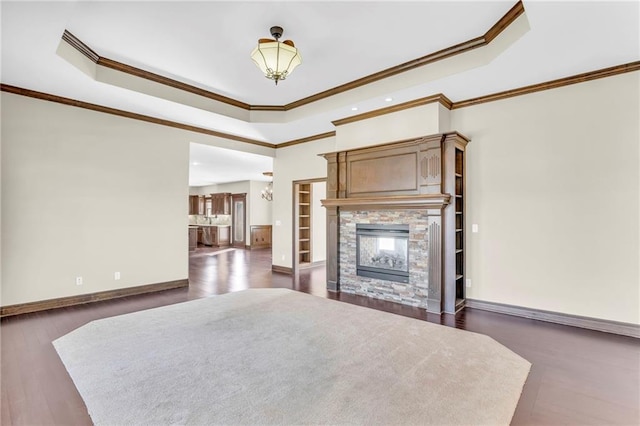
[339,210,429,308]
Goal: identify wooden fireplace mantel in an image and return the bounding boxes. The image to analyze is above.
[321,132,470,315]
[321,194,450,210]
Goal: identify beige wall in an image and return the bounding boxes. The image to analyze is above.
[272,137,335,268]
[452,72,639,324]
[1,93,192,306]
[249,180,272,227]
[335,103,445,150]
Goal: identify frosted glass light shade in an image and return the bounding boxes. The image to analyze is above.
[251,39,302,84]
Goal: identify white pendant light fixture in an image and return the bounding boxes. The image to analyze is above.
[250,26,302,85]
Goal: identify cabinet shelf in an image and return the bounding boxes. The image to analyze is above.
[453,147,466,309]
[297,183,313,266]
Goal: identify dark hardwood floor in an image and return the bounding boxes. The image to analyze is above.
[2,246,638,425]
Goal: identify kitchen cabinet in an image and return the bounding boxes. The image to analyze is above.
[188,195,205,215]
[188,227,198,251]
[210,193,231,215]
[217,226,230,247]
[201,225,230,247]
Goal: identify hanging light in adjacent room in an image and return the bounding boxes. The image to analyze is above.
[250,26,302,85]
[261,172,273,201]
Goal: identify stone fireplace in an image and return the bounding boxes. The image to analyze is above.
[321,132,470,314]
[355,223,410,283]
[343,212,427,307]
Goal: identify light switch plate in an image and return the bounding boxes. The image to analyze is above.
[472,224,478,233]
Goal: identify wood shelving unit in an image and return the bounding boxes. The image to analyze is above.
[454,148,465,310]
[298,184,312,266]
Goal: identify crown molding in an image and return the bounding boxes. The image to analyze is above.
[60,1,524,114]
[0,84,274,148]
[451,61,640,109]
[332,94,453,127]
[249,105,286,112]
[62,30,251,111]
[275,131,336,149]
[98,57,251,110]
[62,29,99,63]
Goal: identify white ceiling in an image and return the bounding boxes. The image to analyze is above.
[189,143,273,187]
[1,1,639,185]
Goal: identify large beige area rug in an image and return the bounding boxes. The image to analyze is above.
[54,289,530,425]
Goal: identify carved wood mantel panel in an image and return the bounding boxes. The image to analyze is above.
[320,132,470,314]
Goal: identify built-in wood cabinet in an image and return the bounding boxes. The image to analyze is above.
[212,226,219,246]
[441,140,467,313]
[297,183,312,266]
[454,148,465,309]
[250,225,272,249]
[216,226,230,247]
[211,193,231,215]
[188,227,197,251]
[321,132,470,314]
[190,194,231,216]
[188,195,205,215]
[200,225,230,247]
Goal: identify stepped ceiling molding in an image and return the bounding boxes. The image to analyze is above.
[1,1,639,145]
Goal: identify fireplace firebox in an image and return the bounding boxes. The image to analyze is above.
[356,224,410,283]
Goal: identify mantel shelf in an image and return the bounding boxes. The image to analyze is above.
[321,194,451,210]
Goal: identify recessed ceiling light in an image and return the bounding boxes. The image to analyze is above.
[385,97,393,102]
[351,107,358,111]
[192,162,200,166]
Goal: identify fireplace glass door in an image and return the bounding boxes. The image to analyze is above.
[356,224,409,283]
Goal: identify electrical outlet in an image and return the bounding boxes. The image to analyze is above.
[76,276,83,286]
[275,220,282,226]
[281,254,285,260]
[114,272,121,280]
[465,279,471,288]
[472,224,479,233]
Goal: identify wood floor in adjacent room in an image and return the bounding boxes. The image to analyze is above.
[1,247,638,425]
